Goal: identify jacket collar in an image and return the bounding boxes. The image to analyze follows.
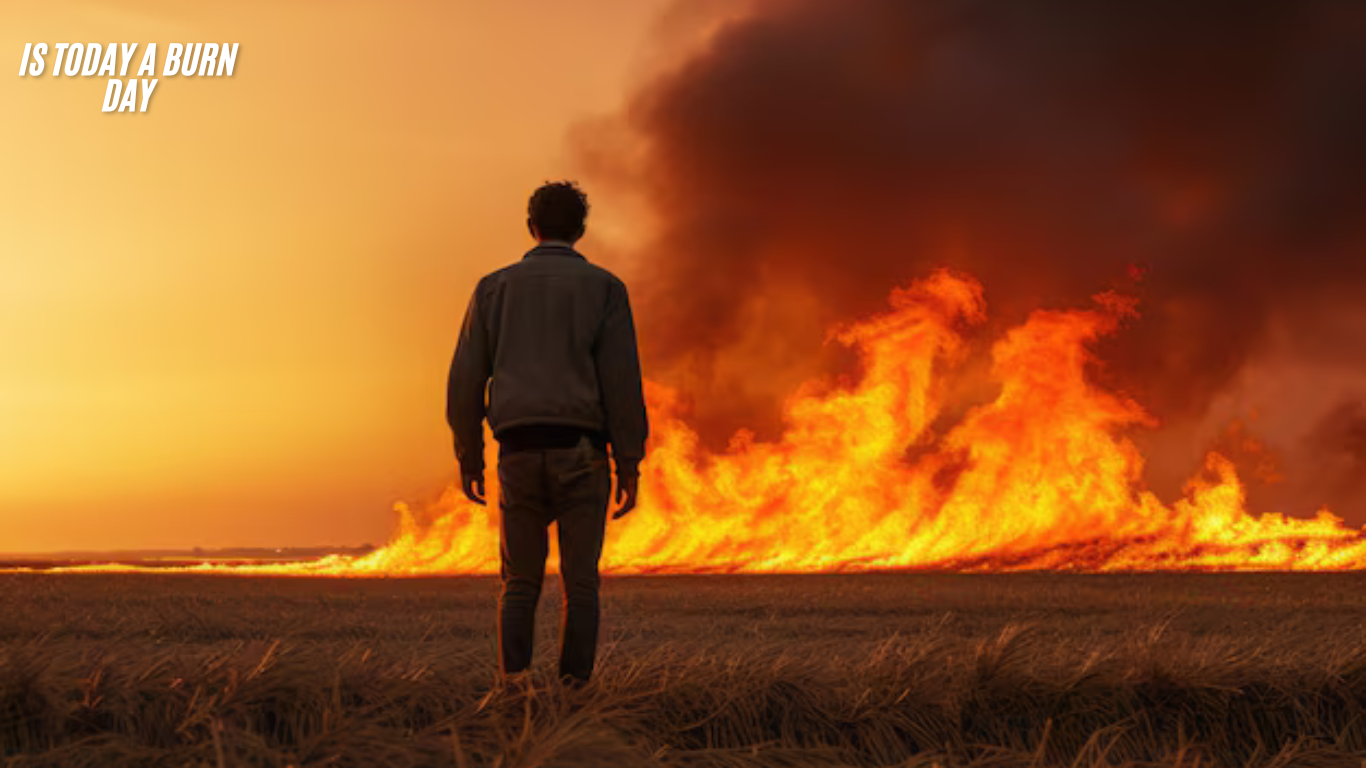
[523,240,584,260]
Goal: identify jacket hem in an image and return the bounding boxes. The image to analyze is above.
[492,416,607,437]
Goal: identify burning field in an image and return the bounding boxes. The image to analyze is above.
[295,270,1366,576]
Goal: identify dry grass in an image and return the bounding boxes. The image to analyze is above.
[1,572,1365,767]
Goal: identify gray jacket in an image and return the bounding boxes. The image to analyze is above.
[446,243,648,478]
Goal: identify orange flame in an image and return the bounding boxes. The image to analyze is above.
[41,270,1366,575]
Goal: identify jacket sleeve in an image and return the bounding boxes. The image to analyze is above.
[447,282,492,476]
[595,280,649,478]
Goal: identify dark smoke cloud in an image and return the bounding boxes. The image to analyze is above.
[1307,399,1366,472]
[584,0,1366,479]
[1294,397,1366,518]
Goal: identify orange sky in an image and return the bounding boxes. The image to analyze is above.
[0,0,675,552]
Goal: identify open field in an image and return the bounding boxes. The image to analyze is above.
[2,572,1366,767]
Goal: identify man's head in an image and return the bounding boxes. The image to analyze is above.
[527,181,589,244]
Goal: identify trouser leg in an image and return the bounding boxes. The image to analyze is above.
[497,451,548,677]
[550,439,612,681]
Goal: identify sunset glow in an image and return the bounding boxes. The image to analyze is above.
[0,0,669,553]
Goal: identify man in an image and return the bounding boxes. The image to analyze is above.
[446,181,648,684]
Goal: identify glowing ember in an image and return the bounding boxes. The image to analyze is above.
[42,270,1366,575]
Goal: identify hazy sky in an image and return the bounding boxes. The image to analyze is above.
[0,0,673,551]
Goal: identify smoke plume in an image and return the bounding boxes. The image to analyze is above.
[582,0,1366,514]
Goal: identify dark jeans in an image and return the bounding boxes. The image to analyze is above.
[497,435,611,681]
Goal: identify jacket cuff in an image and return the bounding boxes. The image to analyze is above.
[614,457,641,480]
[456,439,484,476]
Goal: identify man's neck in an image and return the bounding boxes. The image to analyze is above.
[537,239,576,249]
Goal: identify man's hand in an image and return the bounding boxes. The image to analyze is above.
[462,472,486,506]
[612,474,639,519]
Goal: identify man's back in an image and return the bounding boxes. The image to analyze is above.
[482,244,628,436]
[446,241,647,481]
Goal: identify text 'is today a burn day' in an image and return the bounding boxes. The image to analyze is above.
[17,42,238,112]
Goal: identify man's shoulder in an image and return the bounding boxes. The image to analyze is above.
[558,250,628,289]
[472,261,527,294]
[578,258,628,288]
[477,262,519,285]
